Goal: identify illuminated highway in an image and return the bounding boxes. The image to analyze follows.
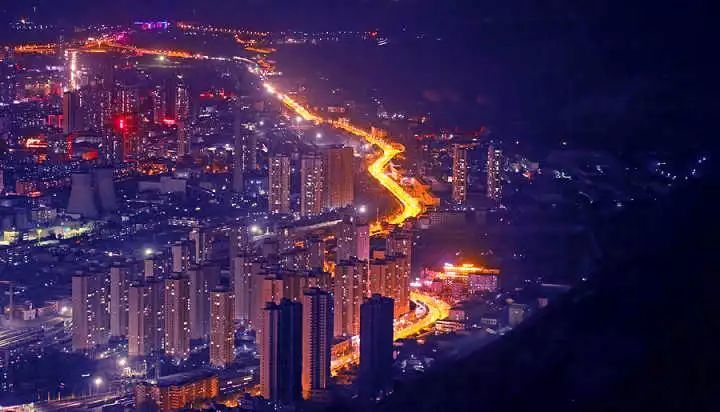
[262,83,423,230]
[396,292,451,340]
[17,33,447,383]
[329,291,450,375]
[18,36,422,233]
[260,80,442,375]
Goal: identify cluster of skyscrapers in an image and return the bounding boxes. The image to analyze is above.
[451,142,504,204]
[59,50,192,164]
[72,234,236,368]
[262,145,355,216]
[71,209,412,403]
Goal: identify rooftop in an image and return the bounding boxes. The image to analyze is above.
[144,369,216,387]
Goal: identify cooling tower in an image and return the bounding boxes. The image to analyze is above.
[93,168,117,212]
[67,173,99,218]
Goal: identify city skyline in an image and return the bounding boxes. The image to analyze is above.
[0,2,713,411]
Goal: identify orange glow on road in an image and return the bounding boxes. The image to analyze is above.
[395,291,451,340]
[329,291,450,375]
[13,44,57,54]
[265,84,424,231]
[78,37,197,59]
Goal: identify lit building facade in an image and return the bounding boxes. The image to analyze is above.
[301,288,333,399]
[209,289,235,367]
[487,144,503,201]
[300,152,325,216]
[135,370,219,412]
[451,144,469,204]
[269,154,291,214]
[72,272,109,351]
[333,258,366,337]
[164,276,190,359]
[324,146,354,209]
[128,280,164,357]
[109,265,129,339]
[188,265,219,340]
[62,90,81,134]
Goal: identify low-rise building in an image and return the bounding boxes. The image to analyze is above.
[135,370,219,411]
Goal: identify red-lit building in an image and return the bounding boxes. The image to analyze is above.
[113,113,138,162]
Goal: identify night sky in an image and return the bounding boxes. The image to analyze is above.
[2,0,714,156]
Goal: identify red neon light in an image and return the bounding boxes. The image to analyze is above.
[162,118,176,126]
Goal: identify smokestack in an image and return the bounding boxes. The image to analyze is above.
[67,173,99,218]
[93,168,117,212]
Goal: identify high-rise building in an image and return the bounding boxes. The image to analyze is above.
[116,84,140,114]
[307,236,326,270]
[359,294,394,399]
[368,259,391,300]
[386,229,412,262]
[151,85,166,124]
[392,255,411,316]
[269,154,291,214]
[231,254,256,323]
[128,281,164,357]
[229,225,252,259]
[301,288,333,399]
[189,225,212,264]
[232,105,257,193]
[452,144,469,204]
[356,221,370,262]
[324,146,354,209]
[176,121,189,157]
[368,257,410,317]
[209,289,235,368]
[164,276,190,359]
[144,256,159,280]
[188,265,219,340]
[336,216,369,263]
[72,272,109,351]
[109,265,129,339]
[113,113,138,162]
[247,132,257,173]
[79,82,111,132]
[487,144,503,201]
[62,91,81,134]
[283,271,319,303]
[171,241,193,273]
[175,79,190,122]
[253,275,284,330]
[259,299,302,404]
[300,153,325,216]
[0,61,17,106]
[386,229,412,315]
[232,108,245,193]
[333,258,366,337]
[277,227,296,254]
